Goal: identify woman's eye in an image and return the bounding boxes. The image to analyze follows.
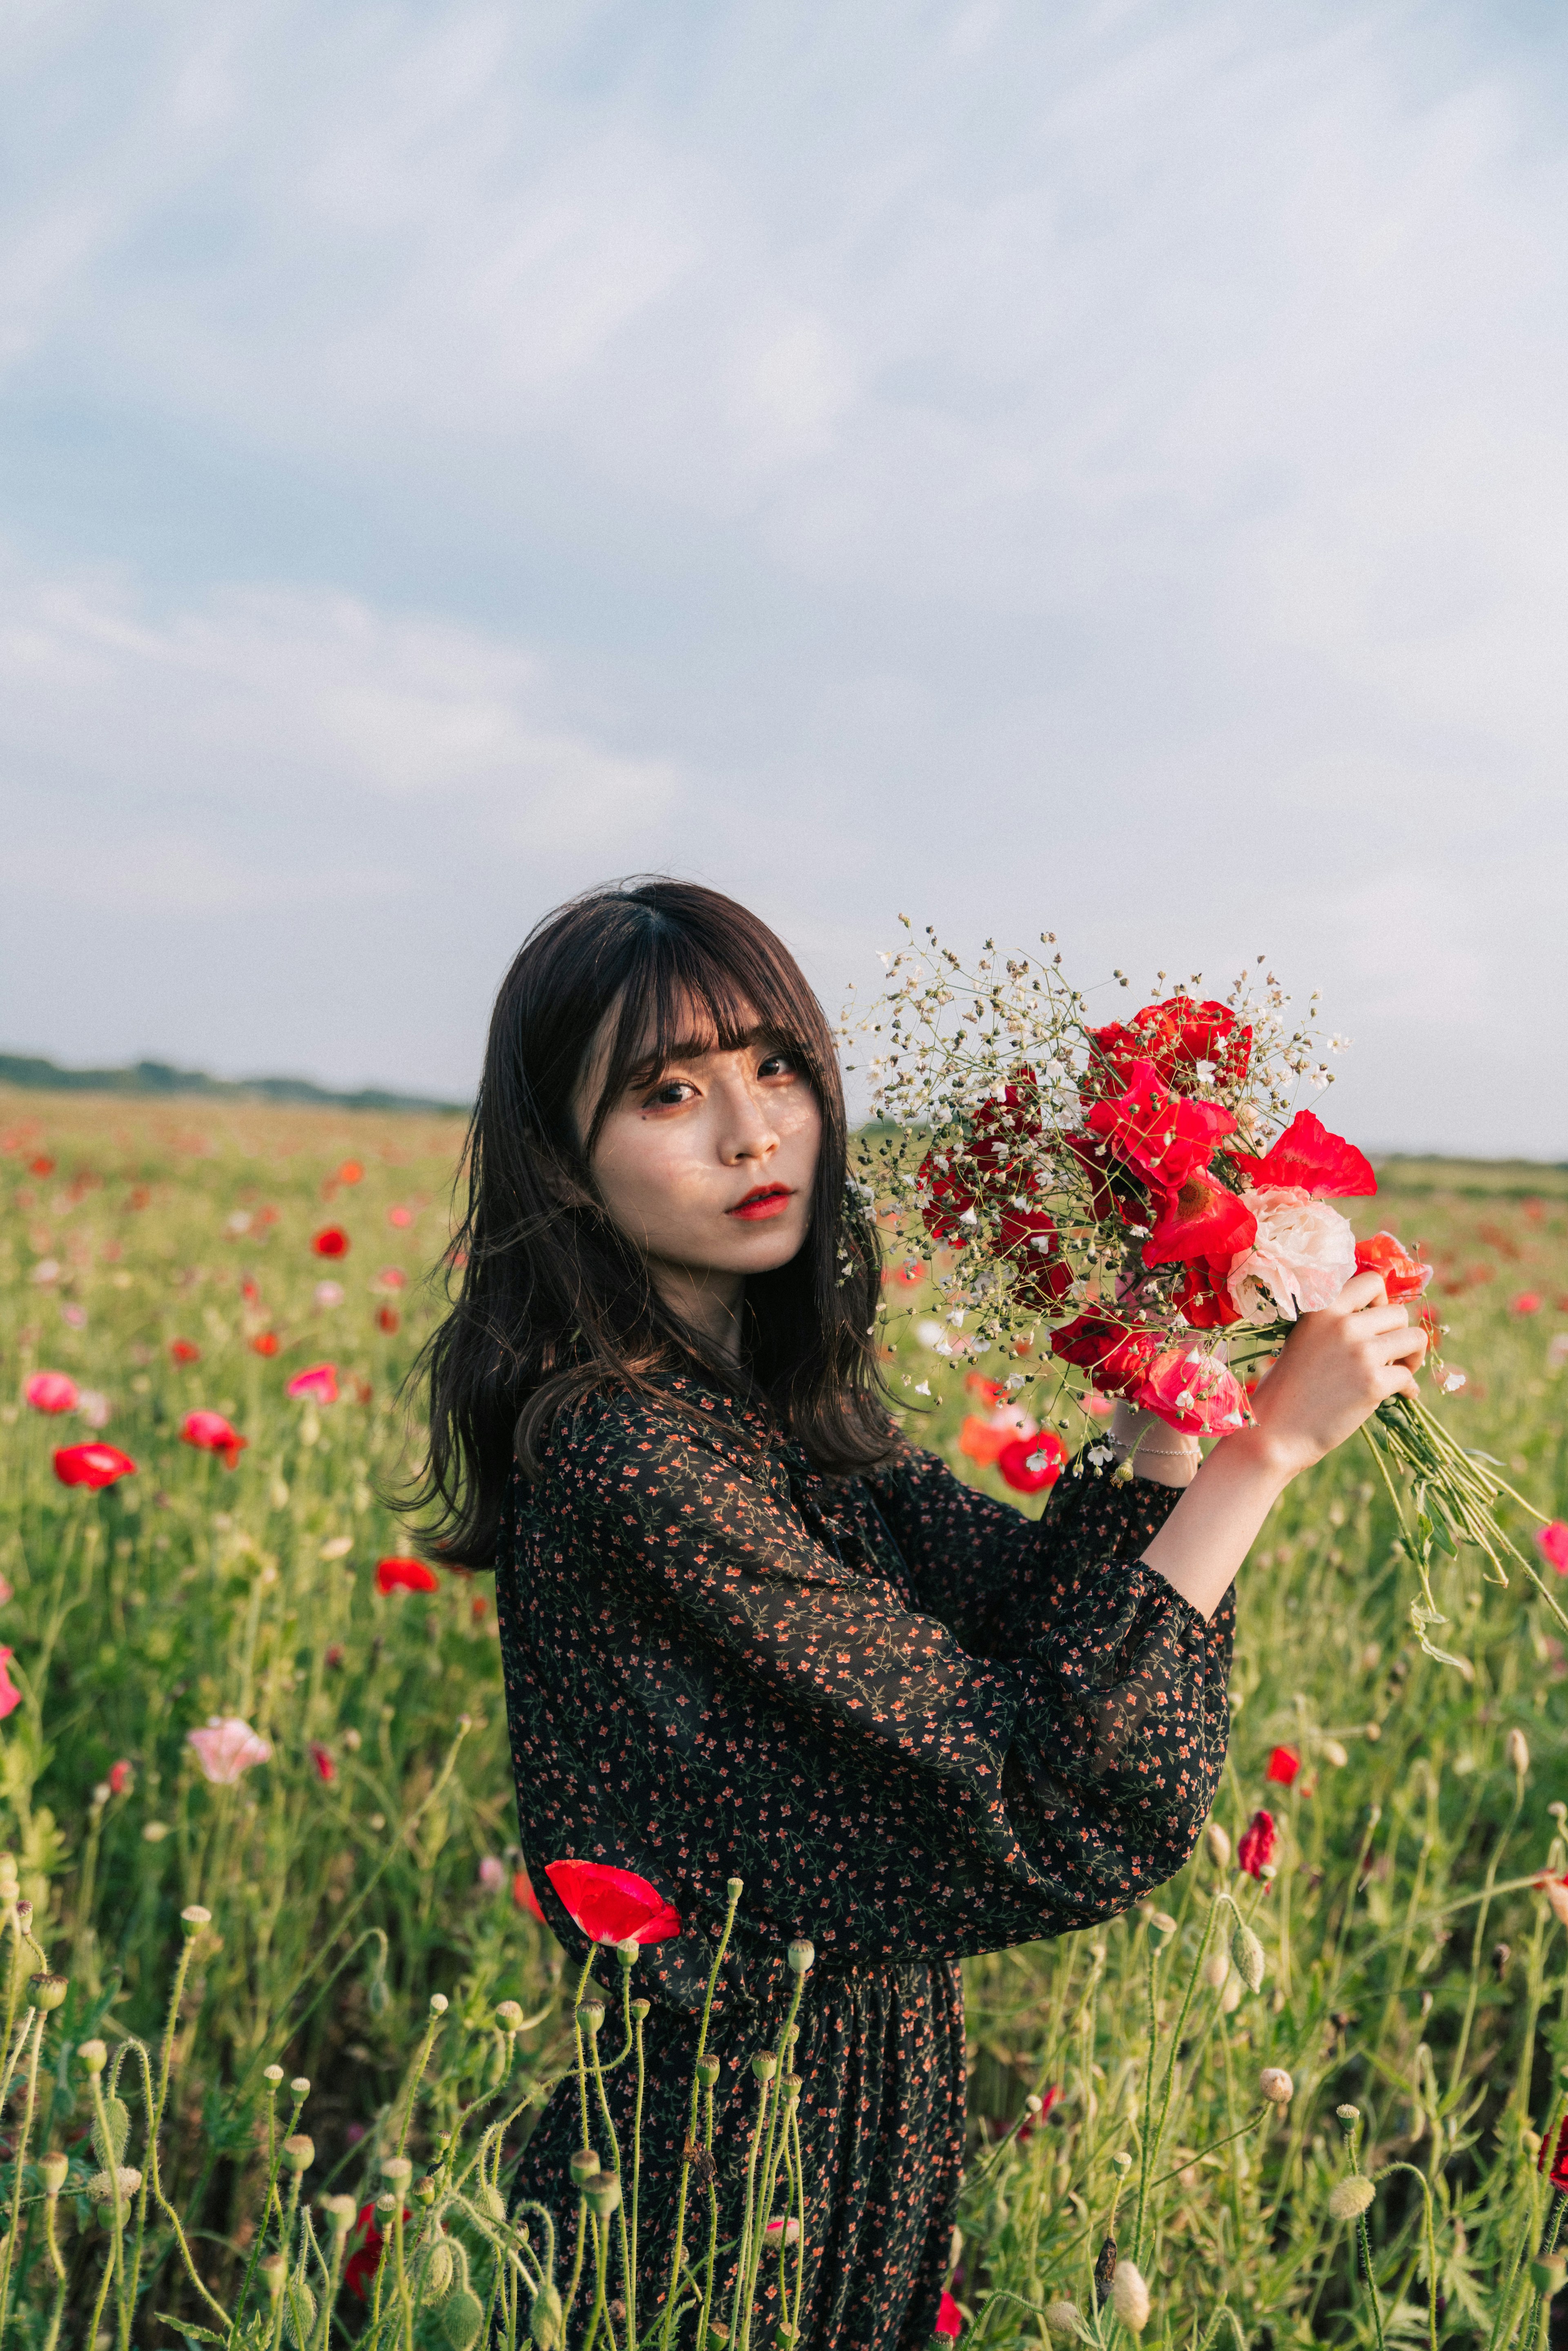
[757,1054,794,1079]
[646,1080,694,1108]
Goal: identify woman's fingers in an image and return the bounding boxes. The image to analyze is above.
[1337,1269,1390,1313]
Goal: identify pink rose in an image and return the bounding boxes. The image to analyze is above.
[1131,1344,1251,1435]
[187,1716,272,1785]
[1226,1189,1358,1324]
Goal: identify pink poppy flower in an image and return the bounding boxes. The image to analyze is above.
[187,1716,272,1784]
[53,1444,136,1490]
[0,1577,12,1607]
[375,1557,439,1596]
[286,1364,338,1405]
[181,1411,247,1470]
[1131,1345,1250,1436]
[1265,1746,1300,1787]
[477,1855,505,1892]
[376,1267,407,1291]
[0,1651,21,1722]
[388,1206,413,1229]
[544,1859,682,1946]
[1514,1292,1543,1316]
[314,1281,344,1308]
[109,1760,133,1796]
[1537,1522,1568,1577]
[1237,1809,1277,1878]
[25,1372,78,1415]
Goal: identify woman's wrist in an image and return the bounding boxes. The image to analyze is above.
[1107,1402,1202,1489]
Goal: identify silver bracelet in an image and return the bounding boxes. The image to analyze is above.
[1110,1432,1201,1460]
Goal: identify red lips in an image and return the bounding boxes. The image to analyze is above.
[728,1184,793,1221]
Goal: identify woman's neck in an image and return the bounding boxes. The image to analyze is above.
[647,1258,746,1369]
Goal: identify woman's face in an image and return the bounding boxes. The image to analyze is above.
[580,1004,822,1288]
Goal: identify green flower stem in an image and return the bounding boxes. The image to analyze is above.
[0,2010,41,2351]
[659,1879,742,2351]
[1374,2164,1438,2351]
[586,2016,633,2350]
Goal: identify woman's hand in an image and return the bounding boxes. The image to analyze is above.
[1246,1270,1426,1480]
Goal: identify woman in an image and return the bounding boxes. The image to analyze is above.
[414,879,1424,2349]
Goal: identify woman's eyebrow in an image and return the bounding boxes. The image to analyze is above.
[628,1025,772,1077]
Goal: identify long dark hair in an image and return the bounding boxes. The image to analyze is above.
[406,879,892,1568]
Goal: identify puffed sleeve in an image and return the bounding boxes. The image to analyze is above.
[533,1393,1233,1961]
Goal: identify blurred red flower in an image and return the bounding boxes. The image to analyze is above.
[1354,1233,1432,1302]
[1265,1746,1300,1787]
[180,1411,247,1470]
[249,1333,279,1357]
[0,1651,21,1722]
[375,1557,439,1596]
[241,1279,261,1305]
[109,1760,133,1796]
[169,1340,200,1365]
[388,1206,413,1228]
[337,1160,364,1185]
[307,1742,335,1784]
[54,1444,136,1490]
[1513,1291,1543,1316]
[345,2200,408,2301]
[24,1372,78,1414]
[1537,1522,1568,1577]
[544,1859,682,1946]
[513,1865,547,1923]
[312,1227,349,1258]
[1544,2114,1568,2190]
[1237,1809,1277,1877]
[1049,1313,1163,1397]
[29,1156,54,1177]
[286,1364,337,1404]
[376,1306,400,1335]
[1232,1110,1375,1199]
[998,1433,1066,1494]
[935,2289,964,2338]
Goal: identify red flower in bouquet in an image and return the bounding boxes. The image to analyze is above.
[1084,1061,1236,1190]
[996,1205,1073,1309]
[1172,1259,1244,1330]
[1266,1746,1300,1786]
[998,1432,1066,1493]
[1237,1809,1276,1876]
[375,1557,440,1596]
[1142,1173,1257,1272]
[1049,1313,1163,1397]
[918,1072,1045,1243]
[1130,1344,1250,1435]
[1085,995,1252,1098]
[543,1859,682,1946]
[54,1443,136,1490]
[1231,1109,1375,1199]
[1354,1232,1432,1302]
[181,1410,247,1470]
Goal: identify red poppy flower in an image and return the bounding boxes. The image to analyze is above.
[109,1760,133,1796]
[53,1444,136,1490]
[1049,1313,1163,1397]
[29,1156,54,1177]
[1231,1110,1375,1199]
[24,1372,78,1415]
[1537,1522,1568,1576]
[1084,1061,1235,1190]
[514,1865,547,1923]
[376,1305,400,1335]
[1237,1809,1277,1877]
[544,1859,682,1946]
[1142,1174,1257,1270]
[917,1075,1045,1242]
[286,1364,338,1404]
[181,1411,247,1471]
[307,1741,335,1784]
[1172,1259,1243,1330]
[312,1227,349,1259]
[337,1160,364,1185]
[1354,1233,1432,1302]
[375,1557,440,1596]
[388,1206,413,1228]
[1540,2114,1568,2186]
[996,1206,1073,1310]
[997,1433,1066,1494]
[1084,996,1252,1099]
[935,2289,964,2338]
[1513,1291,1543,1316]
[249,1333,279,1357]
[1265,1746,1300,1787]
[169,1339,201,1365]
[0,1651,21,1722]
[345,2200,409,2301]
[241,1279,261,1305]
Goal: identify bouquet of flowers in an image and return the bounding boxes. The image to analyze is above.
[847,924,1555,1668]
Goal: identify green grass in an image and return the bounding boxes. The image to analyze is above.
[0,1087,1566,2346]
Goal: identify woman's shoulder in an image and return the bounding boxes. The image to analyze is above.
[533,1371,775,1487]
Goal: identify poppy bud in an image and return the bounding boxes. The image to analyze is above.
[752,2052,777,2081]
[696,2055,720,2087]
[29,1973,67,2011]
[575,1999,605,2037]
[1231,1923,1266,1994]
[321,2195,356,2231]
[787,1939,815,1975]
[632,1998,650,2022]
[78,2039,108,2076]
[40,2151,67,2195]
[585,2170,621,2218]
[443,2286,486,2351]
[1202,1947,1229,1991]
[475,2182,507,2222]
[429,1993,449,2017]
[495,2001,525,2031]
[1508,1728,1530,1778]
[1327,2175,1375,2220]
[87,2165,142,2204]
[1259,2068,1293,2106]
[1321,1739,1349,1768]
[424,2237,457,2300]
[260,2253,287,2302]
[413,2173,437,2206]
[1532,2255,1566,2299]
[283,2279,318,2348]
[290,2075,310,2097]
[1205,1823,1231,1870]
[1148,1912,1177,1942]
[1043,2304,1083,2342]
[1111,2259,1151,2332]
[381,2156,413,2186]
[281,2135,314,2173]
[570,2147,600,2184]
[530,2280,564,2348]
[1336,2104,1360,2124]
[264,2064,284,2085]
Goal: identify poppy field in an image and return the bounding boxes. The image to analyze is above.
[0,1088,1566,2347]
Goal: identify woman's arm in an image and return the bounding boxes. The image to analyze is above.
[1136,1270,1426,1620]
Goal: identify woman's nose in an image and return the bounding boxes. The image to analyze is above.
[717,1073,779,1161]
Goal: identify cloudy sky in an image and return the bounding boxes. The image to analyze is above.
[3,0,1565,1152]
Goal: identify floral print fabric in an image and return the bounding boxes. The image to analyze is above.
[495,1373,1234,2347]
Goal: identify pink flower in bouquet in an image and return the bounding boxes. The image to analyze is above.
[286,1363,338,1404]
[1537,1522,1568,1576]
[1084,1060,1235,1190]
[0,1651,21,1722]
[1266,1745,1300,1786]
[1354,1232,1433,1302]
[181,1410,247,1469]
[1131,1344,1250,1435]
[1143,1174,1256,1273]
[1225,1190,1358,1324]
[998,1432,1066,1493]
[25,1371,78,1415]
[544,1858,682,1945]
[187,1716,272,1784]
[1231,1109,1375,1199]
[1050,1313,1163,1397]
[53,1443,136,1489]
[1237,1809,1276,1877]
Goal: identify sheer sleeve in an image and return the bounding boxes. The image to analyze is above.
[529,1392,1234,1963]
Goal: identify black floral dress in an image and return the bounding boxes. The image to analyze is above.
[494,1373,1234,2349]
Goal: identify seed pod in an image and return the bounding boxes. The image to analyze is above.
[530,2280,564,2348]
[429,1992,449,2016]
[413,2173,437,2206]
[787,1939,815,1975]
[752,2052,778,2081]
[1232,1922,1266,1994]
[585,2170,621,2218]
[1327,2175,1376,2220]
[78,2039,108,2076]
[86,2166,142,2203]
[1321,1739,1349,1768]
[1111,2259,1151,2333]
[264,2064,285,2085]
[281,2134,314,2173]
[726,1876,744,1902]
[260,2251,286,2302]
[1205,1823,1231,1870]
[575,1999,605,2037]
[1092,2233,1117,2303]
[1336,2104,1361,2124]
[29,1973,67,2012]
[1259,2068,1293,2106]
[1043,2302,1087,2342]
[180,1904,212,1930]
[443,2286,485,2351]
[632,1997,650,2022]
[282,2276,318,2347]
[91,2095,131,2169]
[424,2236,457,2301]
[569,2146,600,2185]
[1148,1912,1177,1942]
[696,2055,721,2088]
[1532,2254,1566,2298]
[617,1937,641,1966]
[495,1999,525,2030]
[40,2153,67,2195]
[381,2155,413,2186]
[322,2194,357,2232]
[1508,1728,1530,1777]
[1202,1947,1229,1991]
